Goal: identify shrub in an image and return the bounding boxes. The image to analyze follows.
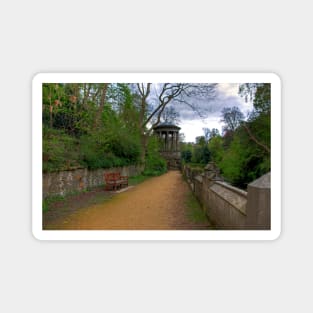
[143,137,167,176]
[43,127,80,172]
[181,150,192,163]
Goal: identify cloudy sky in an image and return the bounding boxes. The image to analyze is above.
[175,83,253,142]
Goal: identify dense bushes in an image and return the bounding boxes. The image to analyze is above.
[215,125,270,188]
[181,83,271,189]
[211,84,270,188]
[143,137,167,176]
[43,127,81,172]
[42,83,166,174]
[79,126,141,170]
[181,138,211,166]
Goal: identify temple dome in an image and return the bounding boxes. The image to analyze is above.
[153,122,181,130]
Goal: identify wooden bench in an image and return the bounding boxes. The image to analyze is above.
[120,174,128,188]
[104,172,128,191]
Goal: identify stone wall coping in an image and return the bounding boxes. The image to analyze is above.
[195,175,203,183]
[43,164,144,198]
[44,164,142,174]
[209,182,247,215]
[214,181,248,198]
[182,164,271,228]
[248,172,271,189]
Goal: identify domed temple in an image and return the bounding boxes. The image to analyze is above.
[153,122,181,170]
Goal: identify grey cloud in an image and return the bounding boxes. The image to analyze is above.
[143,83,253,127]
[173,86,248,122]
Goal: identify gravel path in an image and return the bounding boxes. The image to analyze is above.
[44,170,211,230]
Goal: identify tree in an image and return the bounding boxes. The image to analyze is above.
[94,83,109,129]
[210,128,220,138]
[239,83,271,154]
[208,135,223,163]
[135,83,217,163]
[179,133,186,143]
[42,82,219,174]
[203,127,220,142]
[43,83,143,172]
[196,136,206,146]
[221,106,244,133]
[160,106,180,124]
[181,150,192,163]
[191,136,211,164]
[202,128,211,141]
[192,144,211,165]
[180,142,193,163]
[253,83,270,114]
[208,83,271,188]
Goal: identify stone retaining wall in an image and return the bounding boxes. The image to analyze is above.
[183,163,270,230]
[43,165,144,198]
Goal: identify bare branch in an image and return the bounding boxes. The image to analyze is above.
[242,123,270,154]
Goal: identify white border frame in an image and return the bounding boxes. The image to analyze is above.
[32,73,281,240]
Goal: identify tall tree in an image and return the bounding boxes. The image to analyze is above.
[94,83,109,129]
[160,106,180,124]
[221,106,244,133]
[135,83,217,163]
[203,128,211,141]
[239,83,270,114]
[210,128,220,138]
[239,83,271,154]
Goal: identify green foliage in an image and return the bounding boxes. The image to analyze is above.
[79,126,141,170]
[43,127,80,172]
[181,139,211,166]
[143,137,167,176]
[184,163,206,170]
[208,136,223,164]
[217,134,249,187]
[185,192,208,224]
[43,83,142,172]
[210,123,270,189]
[100,105,141,166]
[128,175,151,185]
[185,136,211,165]
[181,142,193,163]
[208,84,271,189]
[43,194,65,212]
[181,150,192,163]
[192,145,211,164]
[253,83,271,114]
[239,83,270,114]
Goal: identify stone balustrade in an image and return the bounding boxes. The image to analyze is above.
[183,163,271,230]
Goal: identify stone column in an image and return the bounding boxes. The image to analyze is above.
[245,172,271,230]
[163,132,166,151]
[170,131,172,151]
[170,131,173,151]
[157,131,161,150]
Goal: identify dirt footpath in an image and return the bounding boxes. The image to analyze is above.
[44,171,211,230]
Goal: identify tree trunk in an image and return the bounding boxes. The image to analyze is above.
[94,83,108,129]
[140,133,148,164]
[137,83,151,164]
[82,83,91,109]
[49,85,53,128]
